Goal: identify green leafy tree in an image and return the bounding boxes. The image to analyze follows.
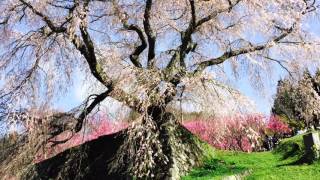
[273,69,320,132]
[273,79,302,132]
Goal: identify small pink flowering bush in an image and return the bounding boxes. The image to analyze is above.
[265,115,291,136]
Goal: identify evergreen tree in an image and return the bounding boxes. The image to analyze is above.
[272,79,303,133]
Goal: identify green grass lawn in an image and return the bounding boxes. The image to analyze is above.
[183,133,320,180]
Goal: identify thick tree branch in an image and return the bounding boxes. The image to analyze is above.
[126,25,146,68]
[72,3,145,117]
[78,7,111,86]
[193,25,295,74]
[178,0,197,68]
[143,0,156,68]
[49,85,144,141]
[166,0,198,72]
[111,1,146,68]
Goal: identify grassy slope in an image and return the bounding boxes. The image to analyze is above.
[183,133,320,180]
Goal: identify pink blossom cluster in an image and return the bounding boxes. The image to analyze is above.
[265,115,291,135]
[183,115,290,152]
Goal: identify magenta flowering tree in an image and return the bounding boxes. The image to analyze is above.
[223,115,266,152]
[266,115,291,136]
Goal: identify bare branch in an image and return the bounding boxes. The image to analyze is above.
[17,1,109,87]
[78,2,111,86]
[178,0,197,68]
[111,1,146,68]
[262,55,294,77]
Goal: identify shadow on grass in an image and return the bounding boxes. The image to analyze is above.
[274,141,316,166]
[276,155,315,167]
[187,159,247,178]
[273,142,302,160]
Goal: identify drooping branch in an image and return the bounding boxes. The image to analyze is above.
[35,1,143,114]
[262,55,293,77]
[0,53,40,102]
[0,30,60,112]
[49,85,145,143]
[18,0,108,86]
[48,89,111,144]
[193,24,295,74]
[75,89,111,132]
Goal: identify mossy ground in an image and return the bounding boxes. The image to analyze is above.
[183,133,320,180]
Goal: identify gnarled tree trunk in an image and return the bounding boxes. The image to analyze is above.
[108,106,206,179]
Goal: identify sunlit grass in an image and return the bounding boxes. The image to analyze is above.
[183,133,320,180]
